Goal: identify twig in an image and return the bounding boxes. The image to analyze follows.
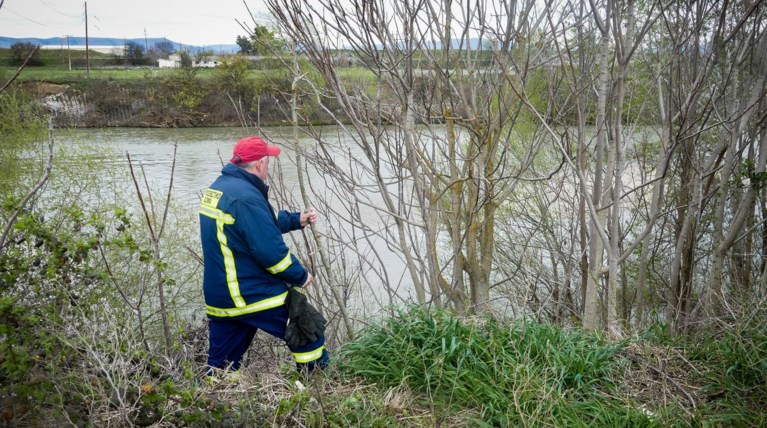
[646,362,697,409]
[0,44,39,93]
[226,92,249,131]
[125,152,156,240]
[158,144,177,238]
[139,162,157,234]
[185,245,204,266]
[125,151,172,352]
[625,351,697,409]
[98,246,137,311]
[300,228,317,275]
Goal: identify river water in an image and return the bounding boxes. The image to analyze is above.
[57,127,303,207]
[56,126,416,317]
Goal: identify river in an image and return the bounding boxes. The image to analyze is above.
[56,126,416,317]
[57,127,303,207]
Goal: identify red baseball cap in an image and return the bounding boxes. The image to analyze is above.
[230,136,281,163]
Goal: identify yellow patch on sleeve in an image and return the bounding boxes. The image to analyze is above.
[201,189,223,209]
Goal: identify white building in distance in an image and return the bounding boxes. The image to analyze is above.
[158,54,220,68]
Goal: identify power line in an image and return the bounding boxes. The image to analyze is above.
[3,5,51,27]
[39,0,82,18]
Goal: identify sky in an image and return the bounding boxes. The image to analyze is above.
[0,0,270,46]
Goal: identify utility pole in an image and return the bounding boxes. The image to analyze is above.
[66,35,72,71]
[144,28,149,53]
[84,1,90,77]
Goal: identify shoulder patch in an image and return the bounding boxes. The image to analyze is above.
[201,189,223,209]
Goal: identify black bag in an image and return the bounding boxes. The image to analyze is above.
[285,287,327,348]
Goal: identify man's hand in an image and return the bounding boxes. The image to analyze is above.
[300,273,314,288]
[300,208,318,227]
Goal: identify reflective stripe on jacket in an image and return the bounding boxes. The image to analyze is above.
[200,163,308,319]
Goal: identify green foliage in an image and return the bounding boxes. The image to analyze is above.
[237,35,255,55]
[685,312,767,419]
[214,54,255,99]
[0,90,48,190]
[249,24,287,55]
[8,42,44,66]
[337,307,651,426]
[0,100,204,424]
[0,192,108,424]
[638,313,767,427]
[166,64,206,111]
[124,41,147,66]
[0,296,78,422]
[317,390,403,427]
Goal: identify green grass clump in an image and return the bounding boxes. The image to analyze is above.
[337,307,654,426]
[683,311,767,425]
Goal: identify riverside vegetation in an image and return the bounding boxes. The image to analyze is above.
[1,89,765,426]
[3,0,767,424]
[0,48,356,128]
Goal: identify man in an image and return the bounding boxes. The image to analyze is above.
[199,136,328,374]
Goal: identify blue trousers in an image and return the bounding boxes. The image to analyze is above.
[207,305,328,372]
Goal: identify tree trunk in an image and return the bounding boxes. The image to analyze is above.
[584,13,612,331]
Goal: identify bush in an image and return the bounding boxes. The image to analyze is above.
[0,95,205,425]
[0,90,48,189]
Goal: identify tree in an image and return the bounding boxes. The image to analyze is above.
[238,23,286,56]
[214,54,256,112]
[266,0,558,315]
[261,0,767,337]
[660,0,767,328]
[8,42,43,67]
[153,40,174,55]
[236,35,254,55]
[251,23,285,54]
[178,51,193,68]
[125,41,146,65]
[148,40,175,61]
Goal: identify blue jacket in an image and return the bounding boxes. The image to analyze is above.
[199,163,308,319]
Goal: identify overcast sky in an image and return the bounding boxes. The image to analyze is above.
[0,0,270,46]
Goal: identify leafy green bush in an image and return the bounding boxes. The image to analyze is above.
[0,90,48,189]
[0,95,206,424]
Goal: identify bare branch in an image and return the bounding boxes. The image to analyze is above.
[0,44,40,93]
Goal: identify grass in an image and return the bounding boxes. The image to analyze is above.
[335,307,653,426]
[324,306,767,426]
[0,46,379,90]
[0,65,220,82]
[2,302,764,426]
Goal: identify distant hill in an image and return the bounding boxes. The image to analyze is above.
[0,36,239,54]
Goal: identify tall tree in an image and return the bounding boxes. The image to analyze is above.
[125,41,146,65]
[236,35,254,54]
[255,0,767,335]
[265,0,560,314]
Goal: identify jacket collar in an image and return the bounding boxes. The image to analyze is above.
[222,163,269,197]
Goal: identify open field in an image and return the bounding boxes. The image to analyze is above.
[1,66,377,89]
[0,65,217,82]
